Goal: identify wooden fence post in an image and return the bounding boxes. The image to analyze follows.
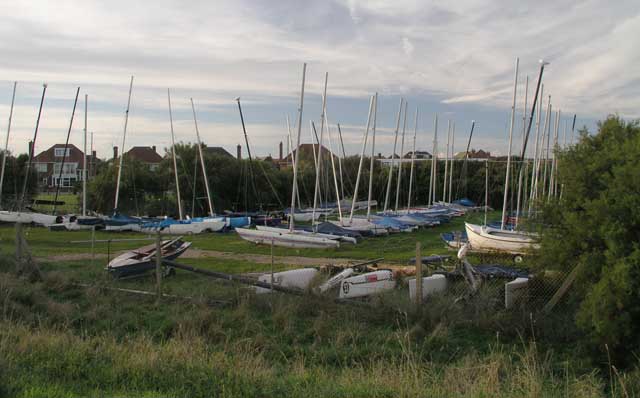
[415,241,422,310]
[270,239,275,292]
[155,231,162,300]
[90,225,96,266]
[15,222,23,274]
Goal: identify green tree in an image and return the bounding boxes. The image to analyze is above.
[535,116,640,363]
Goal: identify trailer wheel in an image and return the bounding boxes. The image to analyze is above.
[514,255,524,264]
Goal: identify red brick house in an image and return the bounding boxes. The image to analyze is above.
[33,143,97,192]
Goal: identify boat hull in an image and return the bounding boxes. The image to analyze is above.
[236,227,340,249]
[464,222,538,255]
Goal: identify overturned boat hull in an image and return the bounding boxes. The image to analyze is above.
[464,222,538,255]
[236,227,340,249]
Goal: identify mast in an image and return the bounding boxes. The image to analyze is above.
[542,101,552,197]
[286,115,301,209]
[394,100,408,212]
[311,72,328,225]
[456,120,475,200]
[448,121,455,203]
[501,57,519,230]
[289,63,306,232]
[484,159,489,226]
[82,94,88,216]
[383,98,403,212]
[190,98,214,217]
[428,115,438,205]
[236,97,260,211]
[167,89,183,220]
[337,123,346,199]
[324,111,343,222]
[442,120,451,201]
[407,107,418,209]
[570,114,577,145]
[366,93,378,220]
[114,76,134,213]
[0,81,17,208]
[550,109,561,198]
[348,96,374,223]
[53,87,80,214]
[529,83,543,212]
[514,75,528,227]
[19,84,47,211]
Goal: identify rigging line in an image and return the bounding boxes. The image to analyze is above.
[245,132,284,209]
[19,84,47,212]
[53,86,80,214]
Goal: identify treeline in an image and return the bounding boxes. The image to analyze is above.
[0,152,38,209]
[84,142,522,216]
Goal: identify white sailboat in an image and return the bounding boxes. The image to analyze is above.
[0,84,61,226]
[237,64,342,249]
[464,58,540,255]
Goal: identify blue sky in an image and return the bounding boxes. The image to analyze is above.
[0,0,638,159]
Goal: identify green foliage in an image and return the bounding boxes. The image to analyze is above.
[0,152,38,209]
[536,116,640,363]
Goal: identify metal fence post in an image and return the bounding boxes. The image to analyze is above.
[15,222,23,274]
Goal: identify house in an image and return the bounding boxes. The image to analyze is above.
[205,146,235,158]
[285,143,335,164]
[120,146,163,170]
[33,143,97,191]
[454,149,492,160]
[378,150,432,166]
[404,150,432,159]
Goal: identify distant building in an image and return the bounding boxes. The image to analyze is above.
[404,150,432,159]
[378,149,432,166]
[33,143,97,192]
[205,146,235,158]
[454,149,492,160]
[285,143,336,164]
[124,146,163,170]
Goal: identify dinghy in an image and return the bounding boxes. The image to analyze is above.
[465,222,538,254]
[236,227,340,249]
[318,268,355,293]
[140,216,227,234]
[339,270,396,299]
[0,210,60,226]
[106,236,191,278]
[255,268,319,294]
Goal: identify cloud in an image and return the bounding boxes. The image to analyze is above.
[0,0,638,158]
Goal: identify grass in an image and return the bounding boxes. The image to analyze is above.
[0,211,500,263]
[0,212,633,397]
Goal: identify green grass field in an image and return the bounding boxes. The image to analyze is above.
[0,213,635,397]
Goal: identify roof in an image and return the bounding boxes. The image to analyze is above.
[285,143,335,162]
[205,146,234,158]
[33,143,88,164]
[126,146,163,163]
[454,149,492,160]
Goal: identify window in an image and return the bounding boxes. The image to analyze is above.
[54,148,71,157]
[35,163,47,173]
[53,163,77,175]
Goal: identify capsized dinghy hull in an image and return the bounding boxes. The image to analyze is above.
[236,227,340,249]
[106,237,191,278]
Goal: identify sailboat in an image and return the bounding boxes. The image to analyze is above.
[0,83,61,226]
[237,65,344,249]
[464,58,543,255]
[139,94,233,235]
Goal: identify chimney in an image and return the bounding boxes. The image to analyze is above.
[152,145,156,153]
[237,144,241,160]
[279,141,283,160]
[113,146,118,160]
[378,152,382,159]
[92,150,96,159]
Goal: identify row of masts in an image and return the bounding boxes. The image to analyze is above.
[1,61,576,223]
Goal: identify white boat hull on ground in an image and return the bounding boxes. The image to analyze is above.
[236,227,340,249]
[255,225,357,244]
[464,222,539,255]
[140,218,227,235]
[255,268,319,294]
[329,218,389,236]
[0,210,59,225]
[339,270,396,299]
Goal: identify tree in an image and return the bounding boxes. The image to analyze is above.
[535,116,640,363]
[0,152,38,209]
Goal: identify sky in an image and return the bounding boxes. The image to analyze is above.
[0,0,639,160]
